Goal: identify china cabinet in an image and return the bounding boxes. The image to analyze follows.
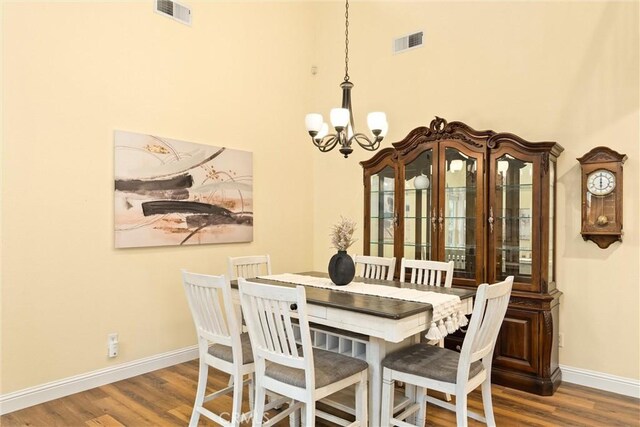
[361,117,564,395]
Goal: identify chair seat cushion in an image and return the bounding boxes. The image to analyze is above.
[381,343,484,383]
[208,332,254,364]
[265,348,368,389]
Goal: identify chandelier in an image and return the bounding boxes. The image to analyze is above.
[304,0,388,158]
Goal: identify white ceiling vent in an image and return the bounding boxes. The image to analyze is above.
[155,0,192,26]
[393,31,424,54]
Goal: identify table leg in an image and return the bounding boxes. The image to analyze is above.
[404,333,422,424]
[366,336,387,427]
[367,334,425,425]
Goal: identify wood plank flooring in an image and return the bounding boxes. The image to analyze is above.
[2,360,638,426]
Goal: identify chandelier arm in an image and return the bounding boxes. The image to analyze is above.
[350,133,382,151]
[311,134,340,152]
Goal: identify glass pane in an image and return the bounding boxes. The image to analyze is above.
[370,167,395,257]
[586,193,616,226]
[549,161,555,282]
[404,150,433,260]
[495,154,533,282]
[444,148,477,279]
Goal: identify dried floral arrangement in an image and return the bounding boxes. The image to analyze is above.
[331,216,357,251]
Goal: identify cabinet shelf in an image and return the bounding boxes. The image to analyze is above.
[405,189,431,193]
[445,186,477,191]
[495,184,533,189]
[495,245,533,252]
[403,216,477,220]
[444,245,477,250]
[494,216,533,220]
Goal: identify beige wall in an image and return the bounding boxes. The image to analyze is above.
[2,0,638,396]
[1,1,316,393]
[310,1,639,380]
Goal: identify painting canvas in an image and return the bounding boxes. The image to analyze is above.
[114,130,253,248]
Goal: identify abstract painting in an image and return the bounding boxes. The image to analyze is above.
[114,130,252,248]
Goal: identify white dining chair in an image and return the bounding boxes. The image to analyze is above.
[181,271,287,427]
[238,278,369,427]
[181,270,254,427]
[380,276,514,427]
[400,258,454,288]
[354,254,396,281]
[228,255,272,280]
[400,258,455,401]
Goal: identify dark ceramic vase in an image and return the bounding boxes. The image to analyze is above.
[328,250,355,286]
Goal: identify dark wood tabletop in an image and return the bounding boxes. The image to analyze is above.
[232,271,476,320]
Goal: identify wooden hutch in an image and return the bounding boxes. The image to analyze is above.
[361,117,563,395]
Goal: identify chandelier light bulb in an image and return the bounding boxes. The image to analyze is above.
[315,122,329,141]
[305,113,323,133]
[330,108,350,129]
[367,112,387,133]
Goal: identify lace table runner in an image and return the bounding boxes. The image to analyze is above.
[258,273,468,340]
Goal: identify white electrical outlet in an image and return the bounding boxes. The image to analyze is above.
[108,333,119,358]
[558,332,564,348]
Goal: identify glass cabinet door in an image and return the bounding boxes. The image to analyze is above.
[491,153,535,284]
[369,166,396,258]
[441,146,482,282]
[403,149,435,260]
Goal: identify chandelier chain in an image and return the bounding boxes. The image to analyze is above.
[344,0,350,81]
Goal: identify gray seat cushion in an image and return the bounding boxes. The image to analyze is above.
[265,348,368,389]
[208,332,254,364]
[381,343,484,383]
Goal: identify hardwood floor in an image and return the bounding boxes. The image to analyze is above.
[2,360,638,426]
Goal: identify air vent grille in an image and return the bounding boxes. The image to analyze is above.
[394,31,424,54]
[155,0,192,26]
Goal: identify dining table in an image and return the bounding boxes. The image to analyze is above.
[231,271,476,426]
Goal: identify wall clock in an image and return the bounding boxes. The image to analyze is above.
[577,146,627,249]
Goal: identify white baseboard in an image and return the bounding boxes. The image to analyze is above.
[560,364,640,398]
[3,352,637,416]
[0,345,198,415]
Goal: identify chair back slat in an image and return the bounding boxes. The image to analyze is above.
[280,300,300,357]
[181,270,241,353]
[228,255,272,280]
[460,276,513,370]
[239,279,310,373]
[400,258,454,288]
[354,255,396,281]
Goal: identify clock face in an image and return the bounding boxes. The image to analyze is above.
[587,169,616,196]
